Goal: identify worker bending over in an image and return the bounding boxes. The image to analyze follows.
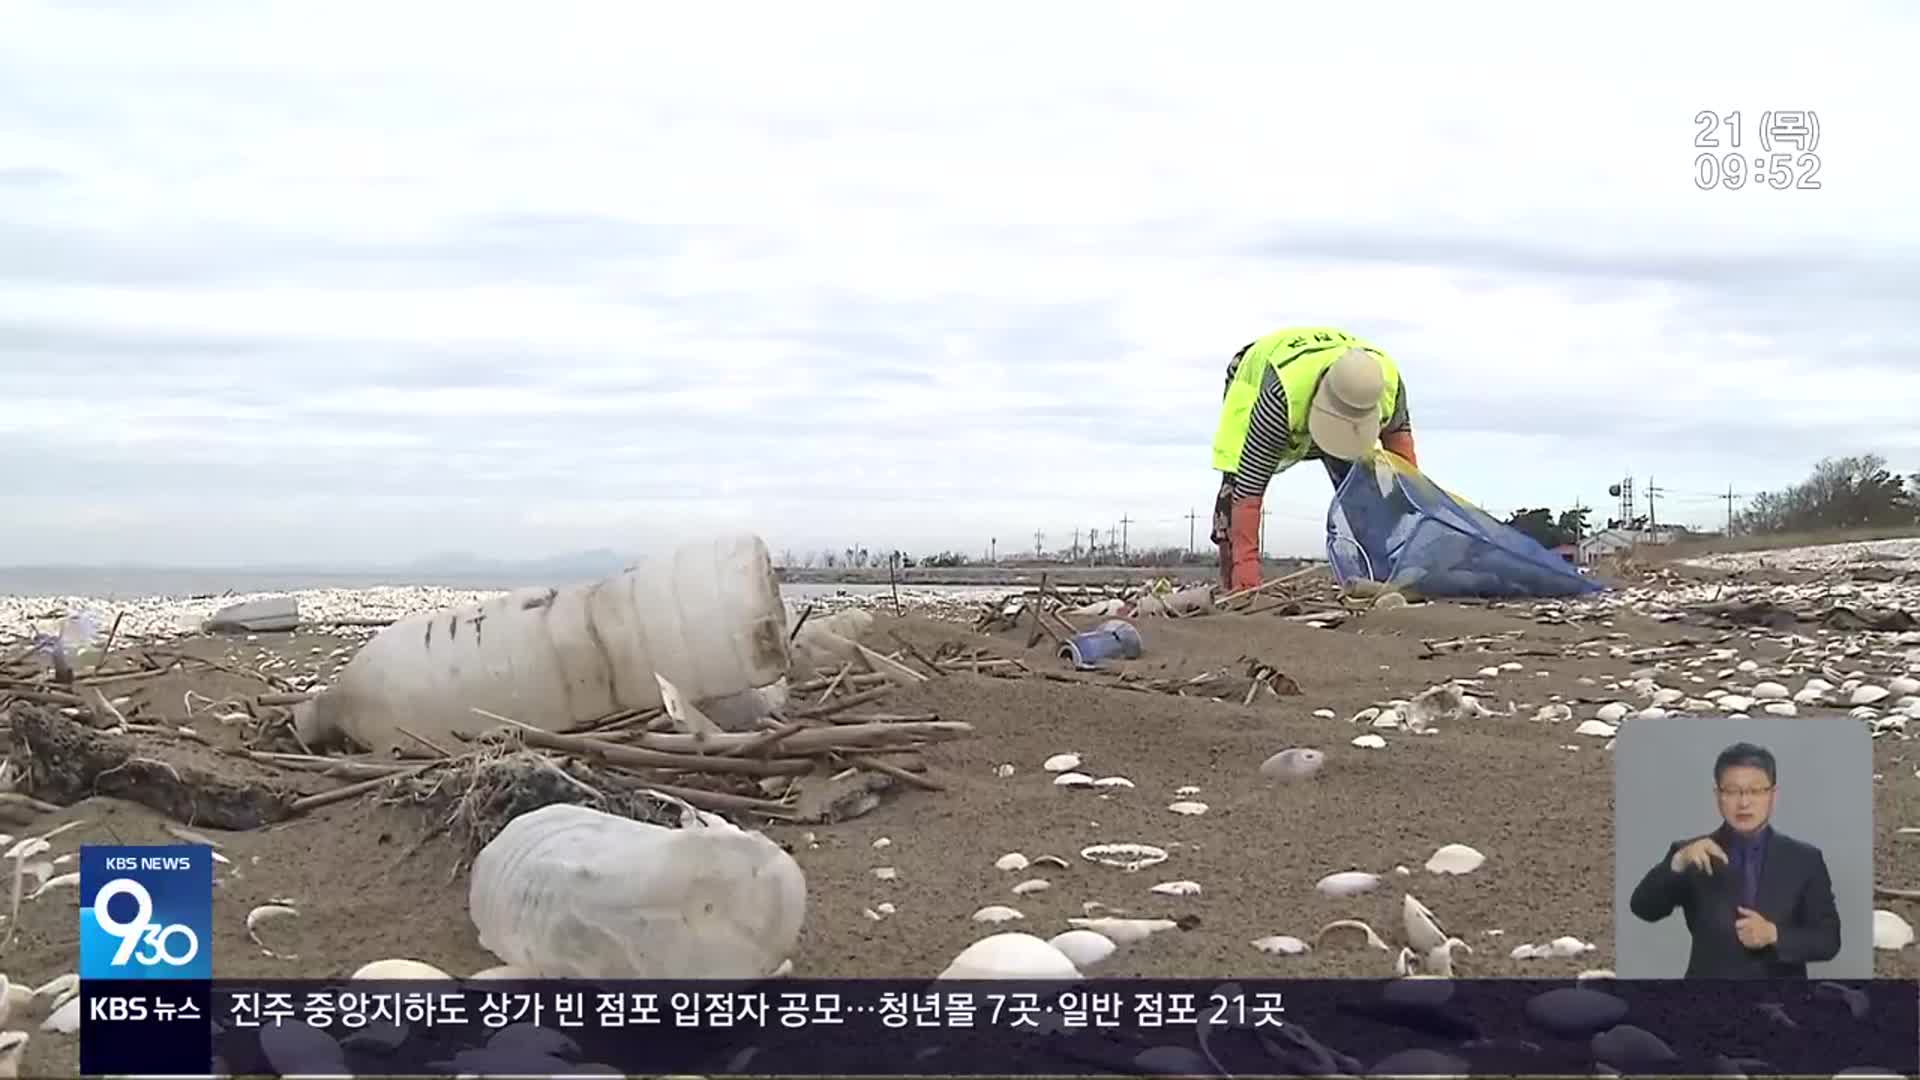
[1209,326,1418,592]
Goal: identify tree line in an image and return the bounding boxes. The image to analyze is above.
[1502,453,1920,548]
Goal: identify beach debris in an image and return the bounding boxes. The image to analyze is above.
[247,903,301,959]
[1402,894,1447,952]
[205,596,301,635]
[1873,909,1913,949]
[1251,934,1310,956]
[1043,753,1082,772]
[1315,871,1380,898]
[1351,733,1387,749]
[1258,748,1325,781]
[1093,776,1135,789]
[1010,878,1050,896]
[1424,843,1486,875]
[995,853,1030,872]
[1575,719,1617,738]
[41,997,79,1035]
[1046,929,1117,970]
[971,905,1024,924]
[1150,880,1201,897]
[1066,917,1180,945]
[1081,843,1168,872]
[1166,800,1208,816]
[1314,918,1390,951]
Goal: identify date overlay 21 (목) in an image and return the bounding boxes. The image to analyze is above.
[1693,110,1822,191]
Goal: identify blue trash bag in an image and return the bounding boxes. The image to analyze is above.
[1325,453,1606,599]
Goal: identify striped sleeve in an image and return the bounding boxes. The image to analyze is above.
[1230,363,1293,499]
[1384,377,1412,434]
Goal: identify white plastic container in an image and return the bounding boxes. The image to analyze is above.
[304,534,789,754]
[468,802,806,979]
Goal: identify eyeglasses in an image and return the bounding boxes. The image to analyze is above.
[1716,785,1774,799]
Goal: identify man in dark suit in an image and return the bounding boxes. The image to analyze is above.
[1628,741,1841,977]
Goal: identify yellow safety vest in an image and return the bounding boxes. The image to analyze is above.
[1210,326,1404,474]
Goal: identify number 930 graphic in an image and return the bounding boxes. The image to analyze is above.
[92,878,201,967]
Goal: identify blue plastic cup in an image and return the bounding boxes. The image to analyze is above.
[1061,619,1144,669]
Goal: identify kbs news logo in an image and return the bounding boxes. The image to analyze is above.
[79,845,214,980]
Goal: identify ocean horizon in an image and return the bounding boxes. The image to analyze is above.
[0,566,1019,603]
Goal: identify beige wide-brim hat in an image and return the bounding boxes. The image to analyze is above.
[1306,347,1385,461]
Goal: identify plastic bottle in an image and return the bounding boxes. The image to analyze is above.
[306,533,789,755]
[468,802,806,979]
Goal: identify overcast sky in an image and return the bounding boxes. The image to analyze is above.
[2,1,1915,567]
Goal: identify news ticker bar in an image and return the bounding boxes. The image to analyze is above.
[81,977,1920,1077]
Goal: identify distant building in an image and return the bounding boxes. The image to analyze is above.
[1577,528,1638,564]
[1550,543,1578,563]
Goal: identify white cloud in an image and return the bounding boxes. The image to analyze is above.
[0,0,1915,567]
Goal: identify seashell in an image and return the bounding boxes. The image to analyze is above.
[246,904,301,959]
[352,959,452,980]
[1312,708,1336,719]
[1053,772,1094,787]
[1043,753,1082,772]
[1351,707,1380,724]
[1873,909,1914,949]
[1259,747,1326,781]
[1166,801,1209,816]
[1372,708,1403,729]
[1315,870,1381,898]
[1010,878,1050,896]
[1752,681,1789,700]
[1477,667,1500,677]
[872,867,897,881]
[1251,934,1310,956]
[938,932,1081,980]
[1548,935,1595,956]
[1854,686,1891,706]
[1402,894,1446,952]
[1737,660,1759,673]
[1092,776,1135,789]
[1718,695,1755,713]
[1067,917,1178,945]
[1595,703,1629,723]
[1175,786,1201,796]
[993,763,1016,778]
[0,1031,25,1075]
[971,905,1024,923]
[872,837,892,849]
[1421,936,1472,978]
[1532,703,1572,723]
[1314,918,1390,951]
[1081,843,1168,872]
[1764,702,1797,716]
[1510,943,1551,960]
[995,852,1030,872]
[1424,843,1486,875]
[1577,968,1616,981]
[1150,880,1201,897]
[1635,707,1667,721]
[1031,855,1070,870]
[1575,720,1617,737]
[1046,929,1117,970]
[1651,688,1685,705]
[1891,676,1920,696]
[42,996,80,1034]
[1351,733,1387,749]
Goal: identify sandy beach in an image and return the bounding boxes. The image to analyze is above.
[0,540,1917,1075]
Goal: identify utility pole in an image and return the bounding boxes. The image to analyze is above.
[1071,528,1081,561]
[1724,484,1738,535]
[1644,477,1662,529]
[990,537,997,563]
[1119,515,1133,562]
[1089,527,1100,566]
[1259,506,1270,560]
[1033,529,1044,559]
[1185,508,1198,556]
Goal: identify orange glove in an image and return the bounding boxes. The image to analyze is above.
[1227,496,1263,592]
[1381,429,1418,467]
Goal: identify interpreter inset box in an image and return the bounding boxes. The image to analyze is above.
[1612,715,1871,979]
